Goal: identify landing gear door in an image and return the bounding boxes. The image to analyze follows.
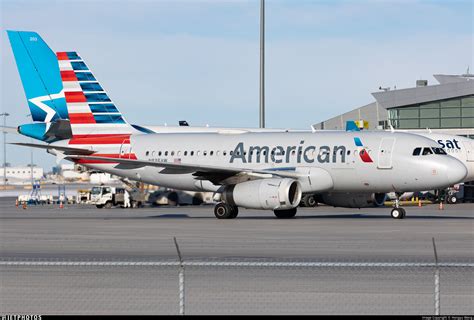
[463,141,474,161]
[377,137,396,169]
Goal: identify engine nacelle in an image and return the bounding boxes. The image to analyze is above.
[223,178,302,210]
[318,192,387,208]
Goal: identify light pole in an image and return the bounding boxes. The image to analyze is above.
[259,0,265,128]
[26,114,34,186]
[0,112,10,189]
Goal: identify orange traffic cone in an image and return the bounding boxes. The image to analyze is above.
[418,199,422,207]
[439,202,444,210]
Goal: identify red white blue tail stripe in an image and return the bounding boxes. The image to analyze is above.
[57,51,135,137]
[57,51,138,162]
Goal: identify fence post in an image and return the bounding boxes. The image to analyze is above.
[174,237,185,315]
[432,237,440,315]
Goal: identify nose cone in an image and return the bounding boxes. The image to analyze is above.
[447,159,468,185]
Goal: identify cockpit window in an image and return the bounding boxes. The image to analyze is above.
[412,147,421,156]
[422,147,433,155]
[432,147,447,155]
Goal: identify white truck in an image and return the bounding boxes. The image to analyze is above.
[90,186,145,208]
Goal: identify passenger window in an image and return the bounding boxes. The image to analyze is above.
[184,151,188,156]
[191,151,194,156]
[165,151,168,156]
[223,151,227,156]
[146,151,149,156]
[210,151,214,156]
[422,147,433,155]
[412,147,421,156]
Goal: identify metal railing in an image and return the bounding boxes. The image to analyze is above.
[0,238,472,315]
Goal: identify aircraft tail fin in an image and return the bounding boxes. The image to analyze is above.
[56,51,136,138]
[7,30,68,123]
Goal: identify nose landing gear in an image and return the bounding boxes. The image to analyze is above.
[391,196,406,219]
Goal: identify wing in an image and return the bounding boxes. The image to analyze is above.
[67,155,302,184]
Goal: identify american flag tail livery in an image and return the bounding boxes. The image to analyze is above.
[56,51,139,162]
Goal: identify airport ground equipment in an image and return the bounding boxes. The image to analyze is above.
[76,189,91,204]
[89,186,144,208]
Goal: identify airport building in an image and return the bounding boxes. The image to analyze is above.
[313,72,474,137]
[0,166,44,184]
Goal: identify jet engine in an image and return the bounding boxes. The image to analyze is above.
[318,192,387,208]
[222,178,302,210]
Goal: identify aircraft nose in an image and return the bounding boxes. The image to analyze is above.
[447,159,468,185]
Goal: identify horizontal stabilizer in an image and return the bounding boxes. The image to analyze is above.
[10,142,95,155]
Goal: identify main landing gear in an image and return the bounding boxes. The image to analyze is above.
[213,202,298,219]
[391,196,406,219]
[214,202,239,219]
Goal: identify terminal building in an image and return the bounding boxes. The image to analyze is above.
[313,72,474,138]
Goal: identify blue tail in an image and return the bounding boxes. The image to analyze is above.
[7,30,68,123]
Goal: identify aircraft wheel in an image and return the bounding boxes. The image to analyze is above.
[274,208,297,219]
[303,194,318,207]
[447,195,457,204]
[230,206,239,219]
[391,207,405,219]
[214,202,234,219]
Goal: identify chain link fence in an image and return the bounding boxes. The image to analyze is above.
[1,259,473,315]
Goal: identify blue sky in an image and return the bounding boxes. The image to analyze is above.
[1,0,473,169]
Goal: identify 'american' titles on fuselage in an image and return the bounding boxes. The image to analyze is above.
[229,141,346,164]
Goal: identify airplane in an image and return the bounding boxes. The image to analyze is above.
[5,30,469,219]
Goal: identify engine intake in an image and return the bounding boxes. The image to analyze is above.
[223,178,302,210]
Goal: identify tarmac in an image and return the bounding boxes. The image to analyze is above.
[0,198,473,262]
[1,198,473,314]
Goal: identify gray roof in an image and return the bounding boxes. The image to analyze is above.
[372,80,474,109]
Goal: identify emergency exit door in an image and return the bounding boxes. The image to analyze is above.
[378,137,396,169]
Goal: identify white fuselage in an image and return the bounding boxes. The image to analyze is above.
[413,132,474,182]
[61,131,468,194]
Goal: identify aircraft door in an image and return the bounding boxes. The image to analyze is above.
[377,137,396,169]
[119,139,132,159]
[463,141,474,161]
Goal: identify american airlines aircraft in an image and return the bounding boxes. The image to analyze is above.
[6,31,469,219]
